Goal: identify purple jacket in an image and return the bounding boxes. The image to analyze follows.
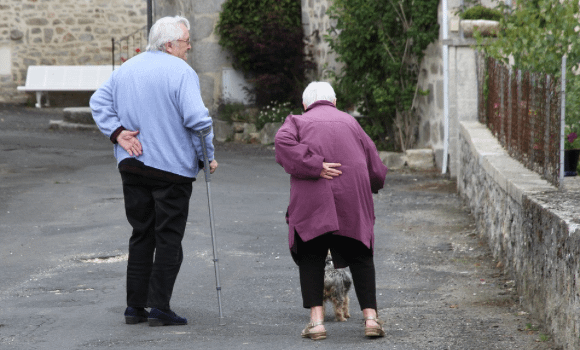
[275,100,388,252]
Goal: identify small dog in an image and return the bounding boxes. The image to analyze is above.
[323,252,352,321]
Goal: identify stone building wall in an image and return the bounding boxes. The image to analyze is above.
[153,0,230,113]
[0,0,147,104]
[0,0,346,108]
[300,0,342,80]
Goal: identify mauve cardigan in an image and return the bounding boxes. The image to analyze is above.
[275,100,388,253]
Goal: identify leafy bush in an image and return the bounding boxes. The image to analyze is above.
[325,0,439,151]
[479,0,580,135]
[216,0,312,107]
[255,101,302,130]
[460,5,502,21]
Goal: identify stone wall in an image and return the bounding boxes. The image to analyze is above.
[153,0,228,113]
[459,121,580,350]
[0,0,147,104]
[300,0,342,80]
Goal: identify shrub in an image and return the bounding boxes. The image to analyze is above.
[216,0,312,107]
[325,0,439,151]
[479,0,580,135]
[460,5,502,21]
[255,101,302,130]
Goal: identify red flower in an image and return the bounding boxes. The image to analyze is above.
[121,57,127,63]
[135,48,141,53]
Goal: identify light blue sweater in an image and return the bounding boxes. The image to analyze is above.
[90,51,214,178]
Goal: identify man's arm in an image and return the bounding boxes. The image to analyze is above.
[90,76,123,138]
[90,75,142,157]
[178,69,216,166]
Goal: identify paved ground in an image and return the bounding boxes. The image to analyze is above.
[0,105,560,349]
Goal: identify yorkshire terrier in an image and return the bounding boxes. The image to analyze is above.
[323,252,352,322]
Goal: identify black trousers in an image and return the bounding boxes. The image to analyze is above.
[294,233,377,310]
[121,172,192,310]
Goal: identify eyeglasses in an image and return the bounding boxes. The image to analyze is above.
[175,39,191,46]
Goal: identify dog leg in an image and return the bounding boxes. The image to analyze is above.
[333,298,347,322]
[344,295,351,319]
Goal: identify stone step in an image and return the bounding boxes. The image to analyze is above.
[380,149,435,170]
[63,107,95,124]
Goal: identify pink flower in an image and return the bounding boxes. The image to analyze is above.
[568,132,577,144]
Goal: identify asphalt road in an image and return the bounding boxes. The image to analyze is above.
[0,105,559,349]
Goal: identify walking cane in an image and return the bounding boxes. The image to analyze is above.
[195,126,225,326]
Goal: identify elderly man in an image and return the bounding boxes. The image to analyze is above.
[275,81,388,340]
[90,16,218,326]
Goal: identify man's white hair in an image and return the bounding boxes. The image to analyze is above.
[302,81,336,108]
[146,16,191,52]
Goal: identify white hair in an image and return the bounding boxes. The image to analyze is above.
[146,16,191,52]
[302,81,336,108]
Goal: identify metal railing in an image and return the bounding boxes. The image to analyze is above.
[477,53,562,187]
[112,25,148,69]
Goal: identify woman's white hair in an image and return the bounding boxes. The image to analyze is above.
[302,81,336,108]
[146,16,191,52]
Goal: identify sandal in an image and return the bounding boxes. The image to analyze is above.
[364,316,385,338]
[301,320,327,340]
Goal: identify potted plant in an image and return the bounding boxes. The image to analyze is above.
[457,1,502,38]
[564,123,580,176]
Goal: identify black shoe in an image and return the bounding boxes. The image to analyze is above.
[124,307,149,324]
[148,308,188,326]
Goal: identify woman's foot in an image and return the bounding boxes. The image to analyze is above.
[301,320,327,340]
[364,316,385,337]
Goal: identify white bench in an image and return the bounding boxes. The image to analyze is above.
[17,65,116,108]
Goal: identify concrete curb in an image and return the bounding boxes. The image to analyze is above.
[49,107,98,131]
[49,119,99,131]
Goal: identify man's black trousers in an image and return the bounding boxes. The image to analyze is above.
[120,172,193,310]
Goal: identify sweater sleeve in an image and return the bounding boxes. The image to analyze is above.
[178,69,215,163]
[90,74,122,139]
[274,115,324,179]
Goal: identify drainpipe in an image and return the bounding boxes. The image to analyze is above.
[560,55,566,189]
[147,0,153,37]
[442,0,450,174]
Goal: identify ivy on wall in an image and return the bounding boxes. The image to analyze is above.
[215,0,312,107]
[325,0,439,151]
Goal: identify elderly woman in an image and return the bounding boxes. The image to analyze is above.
[275,82,388,340]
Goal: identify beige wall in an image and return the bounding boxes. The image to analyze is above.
[0,0,147,103]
